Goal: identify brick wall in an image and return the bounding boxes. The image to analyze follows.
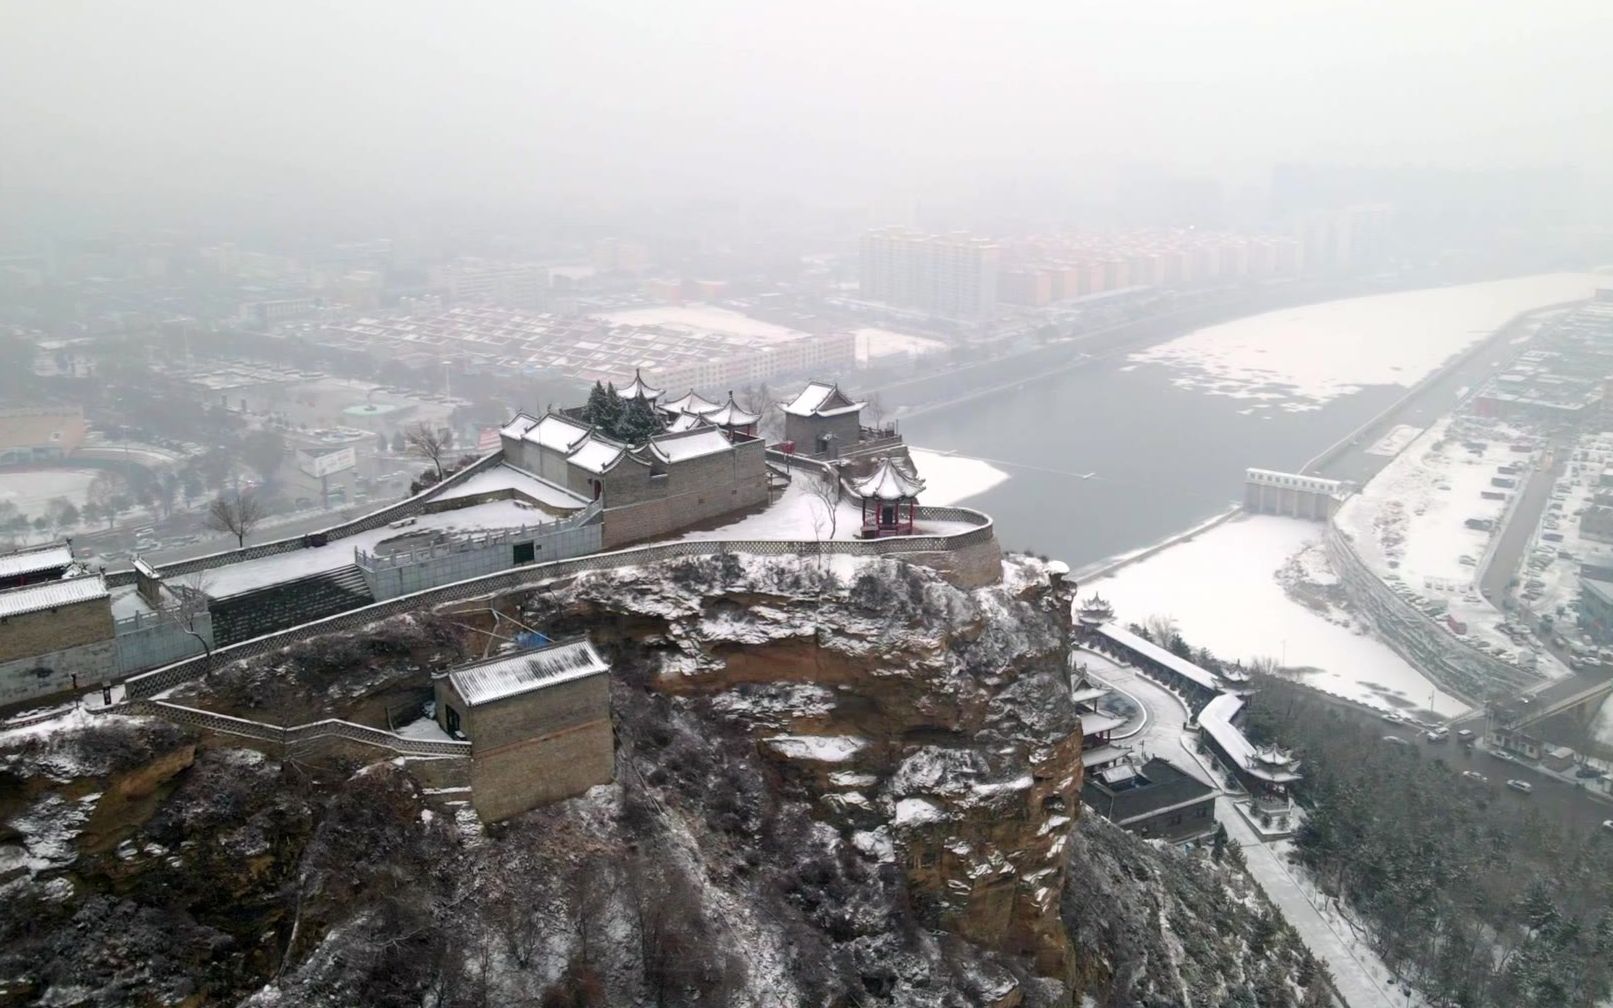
[0,598,115,663]
[470,718,614,823]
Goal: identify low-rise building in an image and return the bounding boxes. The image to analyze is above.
[0,557,116,705]
[1081,757,1217,844]
[433,638,614,823]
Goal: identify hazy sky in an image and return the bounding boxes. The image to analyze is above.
[3,1,1611,230]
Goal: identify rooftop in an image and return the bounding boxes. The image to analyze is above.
[1082,756,1216,824]
[1200,693,1302,784]
[447,638,610,707]
[781,380,864,418]
[0,542,74,581]
[0,573,108,620]
[850,456,926,501]
[1095,622,1221,692]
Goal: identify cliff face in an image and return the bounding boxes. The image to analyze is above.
[519,551,1084,994]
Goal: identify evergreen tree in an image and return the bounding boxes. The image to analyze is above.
[583,381,614,426]
[616,396,662,444]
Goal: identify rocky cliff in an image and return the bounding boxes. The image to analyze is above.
[0,550,1328,1007]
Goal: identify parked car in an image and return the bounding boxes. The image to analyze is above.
[1507,779,1533,794]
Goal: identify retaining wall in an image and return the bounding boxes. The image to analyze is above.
[123,505,997,700]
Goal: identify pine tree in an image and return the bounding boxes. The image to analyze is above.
[583,381,614,426]
[617,396,662,444]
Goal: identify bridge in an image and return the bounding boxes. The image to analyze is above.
[1243,468,1344,521]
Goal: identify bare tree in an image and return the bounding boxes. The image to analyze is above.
[1143,613,1179,646]
[863,392,888,430]
[803,469,841,540]
[162,573,215,671]
[86,471,126,530]
[206,489,267,547]
[404,422,451,478]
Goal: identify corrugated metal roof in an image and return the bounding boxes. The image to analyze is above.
[0,543,73,580]
[448,639,609,707]
[0,574,108,619]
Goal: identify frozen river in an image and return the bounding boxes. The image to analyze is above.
[905,272,1599,566]
[908,272,1602,714]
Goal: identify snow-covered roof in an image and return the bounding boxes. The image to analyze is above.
[662,390,721,416]
[566,434,629,474]
[780,380,864,418]
[665,412,709,433]
[0,573,107,619]
[705,395,760,428]
[1081,743,1130,769]
[429,462,590,512]
[615,368,662,401]
[850,457,925,501]
[1199,693,1301,784]
[524,413,591,453]
[644,428,735,464]
[447,638,610,707]
[1079,711,1127,736]
[1095,623,1221,692]
[0,542,73,581]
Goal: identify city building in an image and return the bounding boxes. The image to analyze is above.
[859,227,1000,321]
[0,407,88,466]
[429,258,549,310]
[433,637,615,823]
[309,305,855,395]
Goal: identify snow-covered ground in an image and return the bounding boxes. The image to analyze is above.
[200,497,564,598]
[854,327,948,365]
[679,478,978,543]
[0,468,101,516]
[596,303,807,344]
[1364,424,1423,457]
[908,448,1010,506]
[1093,655,1408,1007]
[1129,273,1599,412]
[1092,514,1466,717]
[1332,415,1567,676]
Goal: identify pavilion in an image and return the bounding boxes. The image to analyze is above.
[849,456,925,537]
[704,393,761,440]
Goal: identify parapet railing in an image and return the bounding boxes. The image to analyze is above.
[124,698,471,758]
[105,450,509,588]
[122,505,994,700]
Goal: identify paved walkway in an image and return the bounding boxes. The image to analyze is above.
[1077,648,1403,1008]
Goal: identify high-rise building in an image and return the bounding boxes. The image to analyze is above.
[858,228,999,321]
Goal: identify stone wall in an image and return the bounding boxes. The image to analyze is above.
[895,537,1003,590]
[0,638,119,705]
[785,411,861,457]
[601,440,769,548]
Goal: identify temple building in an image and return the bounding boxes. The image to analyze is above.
[780,380,868,458]
[434,637,614,823]
[1198,692,1301,834]
[1071,664,1130,772]
[1082,757,1217,846]
[614,368,663,403]
[850,456,925,537]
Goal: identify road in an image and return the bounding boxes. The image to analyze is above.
[1079,648,1402,1008]
[1478,443,1561,607]
[1313,308,1559,487]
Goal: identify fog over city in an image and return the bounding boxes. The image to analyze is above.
[7,6,1613,1008]
[5,1,1613,234]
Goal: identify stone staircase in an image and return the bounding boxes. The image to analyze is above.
[210,565,375,647]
